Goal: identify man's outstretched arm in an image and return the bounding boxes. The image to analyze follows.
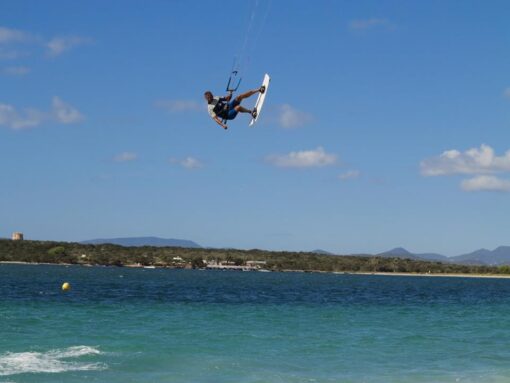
[213,116,227,130]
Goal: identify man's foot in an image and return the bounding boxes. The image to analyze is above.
[251,108,258,119]
[259,85,266,94]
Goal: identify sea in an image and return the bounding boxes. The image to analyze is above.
[2,264,510,383]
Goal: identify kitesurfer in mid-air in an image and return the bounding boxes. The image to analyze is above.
[204,85,265,130]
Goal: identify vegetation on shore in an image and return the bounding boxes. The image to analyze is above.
[1,239,510,275]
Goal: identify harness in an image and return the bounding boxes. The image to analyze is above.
[211,98,229,119]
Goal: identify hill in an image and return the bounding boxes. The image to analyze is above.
[377,247,449,263]
[1,239,504,275]
[451,246,510,266]
[312,249,335,255]
[81,236,201,248]
[377,246,510,265]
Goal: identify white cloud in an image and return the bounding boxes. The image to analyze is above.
[276,104,312,129]
[339,170,360,180]
[0,27,31,61]
[3,66,30,75]
[349,18,392,31]
[266,147,337,168]
[52,96,84,124]
[0,97,83,130]
[0,103,45,129]
[155,100,202,113]
[420,144,510,176]
[504,88,510,99]
[46,36,91,57]
[0,27,90,60]
[114,152,138,162]
[181,157,203,169]
[461,175,510,192]
[421,144,510,192]
[0,26,30,44]
[170,156,203,169]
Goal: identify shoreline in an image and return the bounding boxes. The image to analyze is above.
[2,261,510,279]
[347,271,510,279]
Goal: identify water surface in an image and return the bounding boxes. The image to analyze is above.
[2,264,510,382]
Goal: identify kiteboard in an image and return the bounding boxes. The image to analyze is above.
[249,73,270,127]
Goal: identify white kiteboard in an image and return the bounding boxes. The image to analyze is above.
[249,73,270,127]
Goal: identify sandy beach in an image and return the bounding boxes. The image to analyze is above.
[3,261,510,279]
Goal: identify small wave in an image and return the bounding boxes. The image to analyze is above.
[0,346,106,376]
[46,345,102,359]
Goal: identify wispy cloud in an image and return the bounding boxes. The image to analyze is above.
[504,87,510,99]
[114,152,138,162]
[46,36,91,57]
[461,175,510,192]
[420,144,510,176]
[52,96,84,124]
[0,27,31,61]
[3,66,30,76]
[155,100,202,113]
[0,97,83,130]
[0,26,31,44]
[266,147,337,168]
[0,104,45,129]
[0,26,91,60]
[276,104,313,129]
[349,18,393,31]
[170,156,203,169]
[339,170,360,180]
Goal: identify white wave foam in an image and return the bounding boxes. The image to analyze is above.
[0,346,106,376]
[46,345,101,359]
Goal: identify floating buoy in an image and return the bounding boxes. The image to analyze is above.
[62,282,71,291]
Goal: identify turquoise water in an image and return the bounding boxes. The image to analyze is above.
[2,264,510,382]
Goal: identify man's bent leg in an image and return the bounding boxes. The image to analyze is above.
[234,105,252,114]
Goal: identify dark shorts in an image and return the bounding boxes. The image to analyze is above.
[224,98,241,120]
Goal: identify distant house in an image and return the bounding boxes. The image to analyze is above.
[205,259,267,271]
[246,261,267,266]
[171,257,186,268]
[11,232,23,241]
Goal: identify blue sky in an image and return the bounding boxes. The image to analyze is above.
[1,0,510,255]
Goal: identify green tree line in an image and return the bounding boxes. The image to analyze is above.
[0,239,506,275]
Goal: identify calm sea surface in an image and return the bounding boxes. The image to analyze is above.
[2,264,510,382]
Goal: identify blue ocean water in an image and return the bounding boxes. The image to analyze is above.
[2,264,510,382]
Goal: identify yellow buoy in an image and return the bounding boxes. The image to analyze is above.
[62,282,71,291]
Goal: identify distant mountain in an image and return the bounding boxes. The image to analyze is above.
[312,249,334,255]
[377,246,510,265]
[450,248,492,265]
[377,247,449,263]
[377,247,420,260]
[378,247,413,256]
[81,236,201,248]
[451,246,510,266]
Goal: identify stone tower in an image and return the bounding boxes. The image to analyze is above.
[11,232,24,241]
